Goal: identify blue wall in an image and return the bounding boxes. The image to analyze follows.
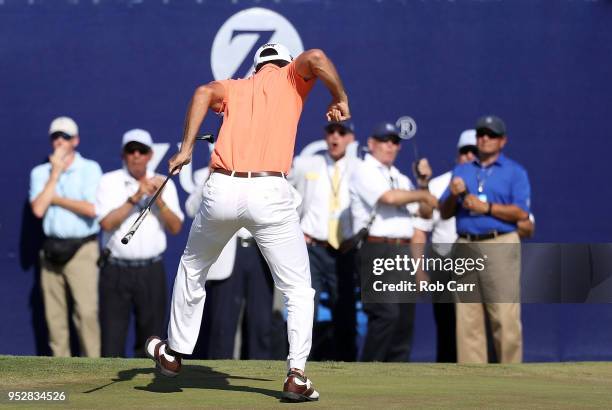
[1,0,611,359]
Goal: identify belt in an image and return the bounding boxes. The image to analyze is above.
[458,231,512,241]
[108,255,163,268]
[366,236,411,245]
[48,234,97,243]
[213,168,286,178]
[238,237,256,247]
[304,234,331,248]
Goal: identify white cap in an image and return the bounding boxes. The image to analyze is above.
[49,116,78,137]
[122,128,153,149]
[253,43,293,68]
[457,129,477,149]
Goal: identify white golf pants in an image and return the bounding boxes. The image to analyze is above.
[167,172,315,371]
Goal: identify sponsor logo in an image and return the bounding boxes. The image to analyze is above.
[211,7,303,80]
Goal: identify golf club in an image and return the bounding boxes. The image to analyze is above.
[396,116,425,179]
[121,133,215,245]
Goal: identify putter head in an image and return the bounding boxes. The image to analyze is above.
[395,116,417,140]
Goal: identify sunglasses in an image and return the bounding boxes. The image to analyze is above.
[476,128,503,139]
[374,135,401,145]
[459,145,478,155]
[123,142,151,155]
[326,127,349,136]
[50,131,73,141]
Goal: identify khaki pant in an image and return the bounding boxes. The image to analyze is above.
[40,240,100,357]
[454,232,522,363]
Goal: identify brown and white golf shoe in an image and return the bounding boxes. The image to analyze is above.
[145,336,182,377]
[281,368,320,402]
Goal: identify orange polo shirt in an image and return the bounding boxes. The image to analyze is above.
[209,61,316,174]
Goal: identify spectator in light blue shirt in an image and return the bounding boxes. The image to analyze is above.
[439,115,530,365]
[29,116,102,358]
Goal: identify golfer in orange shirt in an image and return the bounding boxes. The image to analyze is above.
[146,43,350,402]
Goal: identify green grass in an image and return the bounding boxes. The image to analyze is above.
[1,356,612,409]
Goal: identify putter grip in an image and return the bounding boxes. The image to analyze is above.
[121,232,134,244]
[121,208,150,245]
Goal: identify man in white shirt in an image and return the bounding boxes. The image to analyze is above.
[289,120,359,361]
[350,122,437,362]
[96,129,184,357]
[414,129,478,362]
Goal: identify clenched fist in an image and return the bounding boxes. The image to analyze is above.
[413,158,432,187]
[168,151,192,175]
[49,146,70,174]
[450,176,467,196]
[326,99,350,122]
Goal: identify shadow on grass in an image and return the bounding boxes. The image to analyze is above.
[83,365,282,400]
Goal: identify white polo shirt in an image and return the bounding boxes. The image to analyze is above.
[96,168,184,259]
[349,153,418,238]
[291,153,354,241]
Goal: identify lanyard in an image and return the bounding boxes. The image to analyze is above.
[389,175,398,189]
[476,166,494,193]
[380,167,410,215]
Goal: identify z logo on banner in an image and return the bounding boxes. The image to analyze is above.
[211,7,304,80]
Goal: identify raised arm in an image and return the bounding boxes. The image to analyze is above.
[294,49,350,121]
[168,81,225,175]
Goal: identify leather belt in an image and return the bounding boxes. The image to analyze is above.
[366,236,411,245]
[304,234,330,248]
[108,255,163,268]
[213,168,286,178]
[458,231,512,241]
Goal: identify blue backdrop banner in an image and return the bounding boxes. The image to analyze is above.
[1,0,611,359]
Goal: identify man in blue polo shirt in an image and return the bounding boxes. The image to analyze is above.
[30,116,102,357]
[439,115,530,364]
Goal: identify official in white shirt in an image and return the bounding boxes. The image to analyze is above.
[349,122,437,362]
[96,129,184,357]
[184,168,275,360]
[289,120,360,361]
[414,129,478,362]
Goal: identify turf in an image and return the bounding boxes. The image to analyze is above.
[1,356,612,409]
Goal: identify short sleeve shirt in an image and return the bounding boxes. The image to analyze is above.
[440,154,531,235]
[96,168,184,259]
[350,154,418,238]
[210,61,316,174]
[29,152,102,238]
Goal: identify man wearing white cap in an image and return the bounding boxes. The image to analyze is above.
[413,129,478,363]
[146,43,350,402]
[30,116,102,357]
[95,129,184,357]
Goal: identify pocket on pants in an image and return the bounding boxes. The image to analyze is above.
[201,174,236,221]
[247,179,296,225]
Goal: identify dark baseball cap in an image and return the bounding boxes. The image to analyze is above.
[324,121,354,134]
[475,115,506,136]
[371,122,400,139]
